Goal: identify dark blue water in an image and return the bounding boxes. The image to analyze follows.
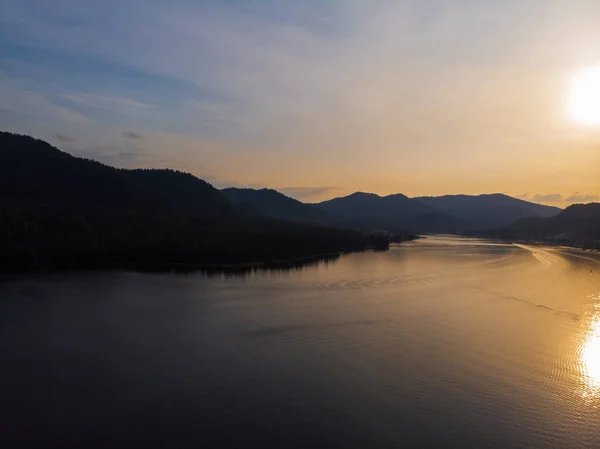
[2,237,600,448]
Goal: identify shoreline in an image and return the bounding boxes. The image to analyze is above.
[0,249,368,277]
[0,237,445,278]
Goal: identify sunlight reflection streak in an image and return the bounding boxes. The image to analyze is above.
[581,294,600,394]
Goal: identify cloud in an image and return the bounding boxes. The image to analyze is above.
[63,93,153,111]
[0,80,89,124]
[532,193,563,203]
[279,186,341,201]
[566,193,600,203]
[123,131,142,140]
[514,193,528,199]
[54,134,74,143]
[532,192,600,204]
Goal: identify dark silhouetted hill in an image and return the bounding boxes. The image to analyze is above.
[222,188,338,225]
[0,132,233,217]
[407,212,469,234]
[0,132,390,272]
[472,203,600,250]
[416,194,561,230]
[507,203,600,249]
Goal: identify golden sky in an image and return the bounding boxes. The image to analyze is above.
[1,0,599,206]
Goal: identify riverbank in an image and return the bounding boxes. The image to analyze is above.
[0,246,396,276]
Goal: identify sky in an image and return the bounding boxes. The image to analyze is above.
[1,0,599,206]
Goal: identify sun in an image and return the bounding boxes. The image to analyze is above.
[568,66,600,126]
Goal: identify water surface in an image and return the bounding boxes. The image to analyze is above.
[2,237,600,448]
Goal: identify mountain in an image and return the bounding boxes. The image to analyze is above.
[314,192,465,232]
[315,192,431,218]
[313,191,562,233]
[504,203,600,249]
[406,212,469,234]
[0,132,233,218]
[3,130,590,273]
[221,187,337,225]
[0,132,392,272]
[416,194,561,230]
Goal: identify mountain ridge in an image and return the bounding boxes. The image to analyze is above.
[0,131,233,218]
[221,187,338,225]
[474,203,600,250]
[0,131,393,272]
[0,131,576,241]
[311,191,561,232]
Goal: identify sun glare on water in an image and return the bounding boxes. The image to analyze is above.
[583,318,600,389]
[581,295,600,396]
[568,66,600,126]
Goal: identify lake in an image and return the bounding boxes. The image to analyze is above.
[2,236,600,448]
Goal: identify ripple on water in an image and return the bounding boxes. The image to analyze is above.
[3,237,600,448]
[306,274,439,292]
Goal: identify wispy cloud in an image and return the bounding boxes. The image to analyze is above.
[0,79,89,124]
[63,93,153,111]
[123,131,142,140]
[54,133,74,143]
[566,193,600,203]
[530,192,599,204]
[533,193,563,203]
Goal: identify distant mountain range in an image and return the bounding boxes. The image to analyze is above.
[223,187,562,233]
[1,131,596,271]
[416,194,560,230]
[0,132,564,235]
[311,192,466,233]
[223,187,598,250]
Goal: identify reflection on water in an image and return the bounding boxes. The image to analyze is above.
[2,236,600,448]
[581,294,600,393]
